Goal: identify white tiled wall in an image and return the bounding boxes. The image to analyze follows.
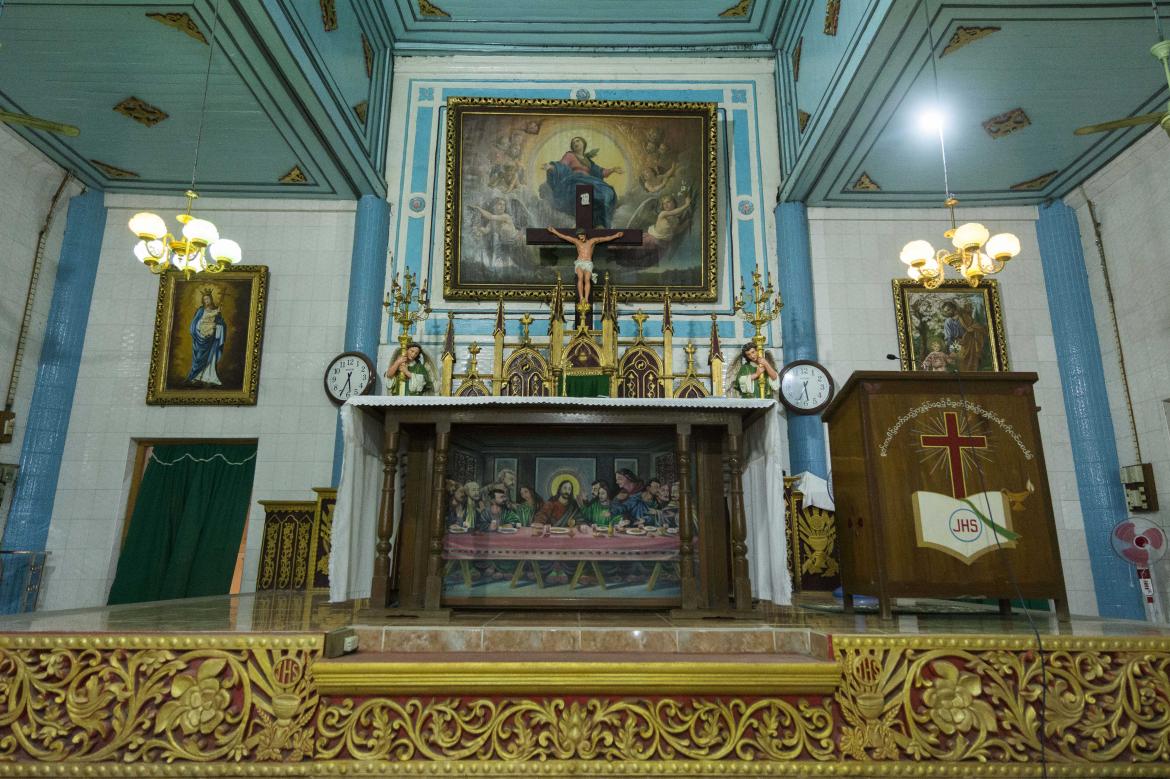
[1068,128,1170,614]
[0,126,79,486]
[807,206,1097,616]
[37,195,355,610]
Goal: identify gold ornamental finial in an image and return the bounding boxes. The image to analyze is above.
[519,312,534,342]
[631,310,649,340]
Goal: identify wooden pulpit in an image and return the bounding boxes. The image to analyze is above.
[822,371,1069,620]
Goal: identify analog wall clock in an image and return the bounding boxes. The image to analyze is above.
[778,359,835,415]
[324,351,375,405]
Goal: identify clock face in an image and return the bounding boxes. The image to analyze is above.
[779,361,834,414]
[325,352,374,404]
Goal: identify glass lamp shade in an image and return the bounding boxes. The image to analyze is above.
[181,217,220,246]
[977,251,997,274]
[922,256,941,275]
[985,232,1021,261]
[951,222,991,251]
[907,266,923,281]
[899,240,935,267]
[133,240,150,263]
[128,212,167,240]
[209,238,242,265]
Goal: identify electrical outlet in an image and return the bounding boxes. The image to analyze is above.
[1121,463,1158,513]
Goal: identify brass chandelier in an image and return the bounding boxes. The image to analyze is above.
[899,196,1020,289]
[898,2,1020,289]
[126,0,241,278]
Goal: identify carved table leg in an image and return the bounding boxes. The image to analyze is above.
[726,424,753,612]
[423,422,451,611]
[675,424,699,611]
[371,424,400,607]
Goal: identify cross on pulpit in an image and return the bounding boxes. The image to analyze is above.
[631,310,649,340]
[919,411,988,499]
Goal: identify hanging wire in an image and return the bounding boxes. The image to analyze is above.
[190,0,224,191]
[1153,0,1166,42]
[919,0,952,200]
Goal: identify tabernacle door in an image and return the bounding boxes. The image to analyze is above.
[823,371,1068,620]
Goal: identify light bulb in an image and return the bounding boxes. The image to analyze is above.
[908,266,922,281]
[899,240,935,267]
[976,251,997,274]
[128,212,167,240]
[952,222,990,251]
[209,238,242,265]
[985,232,1021,261]
[918,109,944,133]
[181,218,219,246]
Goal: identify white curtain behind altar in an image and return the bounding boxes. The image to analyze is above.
[329,396,791,605]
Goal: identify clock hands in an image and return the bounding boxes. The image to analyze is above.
[340,372,352,396]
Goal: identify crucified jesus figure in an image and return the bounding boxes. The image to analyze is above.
[546,226,624,304]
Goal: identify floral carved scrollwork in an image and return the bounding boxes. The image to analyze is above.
[315,696,835,762]
[0,640,320,764]
[834,638,1170,764]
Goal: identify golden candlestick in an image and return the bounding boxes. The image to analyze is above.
[383,268,432,353]
[733,269,782,398]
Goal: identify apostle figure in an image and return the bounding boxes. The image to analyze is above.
[476,487,519,532]
[580,480,621,532]
[186,287,226,386]
[513,485,542,527]
[384,342,434,396]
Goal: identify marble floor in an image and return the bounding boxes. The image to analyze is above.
[1,590,1166,653]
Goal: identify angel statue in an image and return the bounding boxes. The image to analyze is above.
[729,342,779,398]
[384,341,435,396]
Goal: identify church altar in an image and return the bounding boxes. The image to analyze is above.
[329,395,790,612]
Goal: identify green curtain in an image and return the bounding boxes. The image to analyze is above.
[107,443,257,605]
[562,375,610,398]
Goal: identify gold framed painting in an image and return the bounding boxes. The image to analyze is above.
[443,97,718,302]
[146,266,268,405]
[892,278,1008,373]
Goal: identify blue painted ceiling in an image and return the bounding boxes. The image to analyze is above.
[0,0,1165,204]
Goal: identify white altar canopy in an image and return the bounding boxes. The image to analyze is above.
[330,395,791,606]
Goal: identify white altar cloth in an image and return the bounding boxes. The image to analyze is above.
[330,395,791,606]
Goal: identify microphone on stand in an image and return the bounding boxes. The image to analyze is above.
[885,354,899,361]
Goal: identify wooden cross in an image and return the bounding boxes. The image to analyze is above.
[524,184,643,250]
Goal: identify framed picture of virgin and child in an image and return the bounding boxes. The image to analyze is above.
[146,266,268,405]
[442,97,718,302]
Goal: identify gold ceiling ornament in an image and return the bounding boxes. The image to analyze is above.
[144,12,208,44]
[1010,169,1059,191]
[900,197,1020,289]
[112,96,168,127]
[361,32,373,78]
[851,172,880,191]
[718,0,752,19]
[797,109,811,132]
[418,0,450,18]
[353,100,368,124]
[792,37,803,81]
[941,25,1001,57]
[319,0,338,31]
[90,159,139,179]
[129,191,243,278]
[824,0,840,36]
[279,165,309,184]
[982,107,1031,139]
[127,0,243,278]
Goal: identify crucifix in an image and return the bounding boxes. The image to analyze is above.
[919,411,988,499]
[526,184,642,327]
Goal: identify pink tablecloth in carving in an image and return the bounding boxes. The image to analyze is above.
[443,530,679,561]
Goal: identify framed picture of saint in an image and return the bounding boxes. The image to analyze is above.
[443,97,718,302]
[892,278,1008,373]
[146,266,268,405]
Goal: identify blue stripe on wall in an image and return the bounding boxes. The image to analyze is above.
[732,110,752,197]
[3,189,107,556]
[409,106,434,193]
[776,202,827,478]
[1036,200,1142,620]
[333,195,391,486]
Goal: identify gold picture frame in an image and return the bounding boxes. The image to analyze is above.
[146,265,268,405]
[443,96,718,302]
[892,278,1008,373]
